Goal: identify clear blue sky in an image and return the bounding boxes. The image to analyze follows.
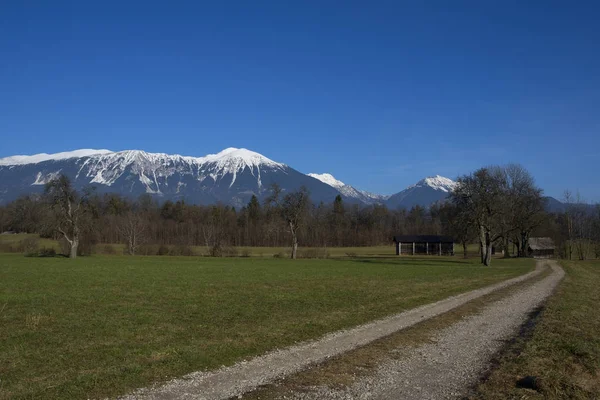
[1,1,599,200]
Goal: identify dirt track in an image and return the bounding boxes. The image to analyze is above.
[281,259,564,399]
[118,261,556,400]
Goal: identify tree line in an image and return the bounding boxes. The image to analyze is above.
[0,164,598,262]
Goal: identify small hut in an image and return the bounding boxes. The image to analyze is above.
[393,235,454,256]
[528,237,555,258]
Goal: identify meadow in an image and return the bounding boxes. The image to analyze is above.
[0,250,533,399]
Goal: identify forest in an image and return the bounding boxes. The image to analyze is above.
[0,164,598,262]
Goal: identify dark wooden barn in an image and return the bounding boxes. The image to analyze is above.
[393,235,454,256]
[528,237,555,258]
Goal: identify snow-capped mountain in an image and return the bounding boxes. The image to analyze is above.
[0,148,344,207]
[307,173,388,204]
[385,175,457,210]
[0,147,460,209]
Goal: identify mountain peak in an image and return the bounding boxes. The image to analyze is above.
[307,172,388,203]
[200,147,283,167]
[413,175,457,192]
[307,173,346,189]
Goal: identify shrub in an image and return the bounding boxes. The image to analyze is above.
[170,245,195,256]
[273,252,287,259]
[22,237,40,257]
[136,244,158,256]
[103,244,117,255]
[95,244,117,255]
[180,246,196,256]
[157,245,170,256]
[38,248,57,257]
[222,246,239,257]
[240,248,251,257]
[299,248,330,259]
[209,244,222,257]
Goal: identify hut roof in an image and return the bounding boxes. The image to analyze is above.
[393,235,454,243]
[528,237,555,250]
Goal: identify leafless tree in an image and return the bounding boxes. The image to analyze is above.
[118,212,147,255]
[563,190,575,260]
[452,167,506,266]
[504,164,546,257]
[571,193,593,260]
[267,184,310,259]
[45,175,92,259]
[439,202,477,259]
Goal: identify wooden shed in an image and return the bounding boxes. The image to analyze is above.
[393,235,454,256]
[528,237,555,258]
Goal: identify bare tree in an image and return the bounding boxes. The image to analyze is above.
[439,202,476,259]
[45,175,92,259]
[452,167,506,266]
[563,190,575,260]
[118,212,147,255]
[572,193,593,260]
[267,184,310,259]
[504,164,546,257]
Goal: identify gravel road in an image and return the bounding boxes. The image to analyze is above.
[286,260,564,400]
[119,262,549,400]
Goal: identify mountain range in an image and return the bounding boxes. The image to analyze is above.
[0,148,563,210]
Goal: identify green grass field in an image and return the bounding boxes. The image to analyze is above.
[0,252,533,399]
[475,260,600,399]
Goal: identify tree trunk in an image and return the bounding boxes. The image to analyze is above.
[70,237,79,259]
[291,236,298,259]
[479,225,486,264]
[503,236,510,258]
[462,241,468,259]
[290,222,298,259]
[520,232,529,257]
[483,231,492,266]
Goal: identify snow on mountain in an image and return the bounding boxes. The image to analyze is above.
[0,148,342,206]
[408,175,457,193]
[307,173,346,189]
[0,149,113,166]
[386,175,457,210]
[307,173,388,204]
[71,148,287,193]
[0,147,461,209]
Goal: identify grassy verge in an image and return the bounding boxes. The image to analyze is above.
[0,254,532,399]
[474,260,600,399]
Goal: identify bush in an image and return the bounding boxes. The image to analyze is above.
[38,248,57,257]
[209,244,222,257]
[298,248,330,259]
[22,237,40,257]
[240,248,251,257]
[273,252,287,259]
[222,246,239,257]
[157,245,170,256]
[169,245,195,256]
[136,244,158,256]
[95,244,117,255]
[103,244,117,255]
